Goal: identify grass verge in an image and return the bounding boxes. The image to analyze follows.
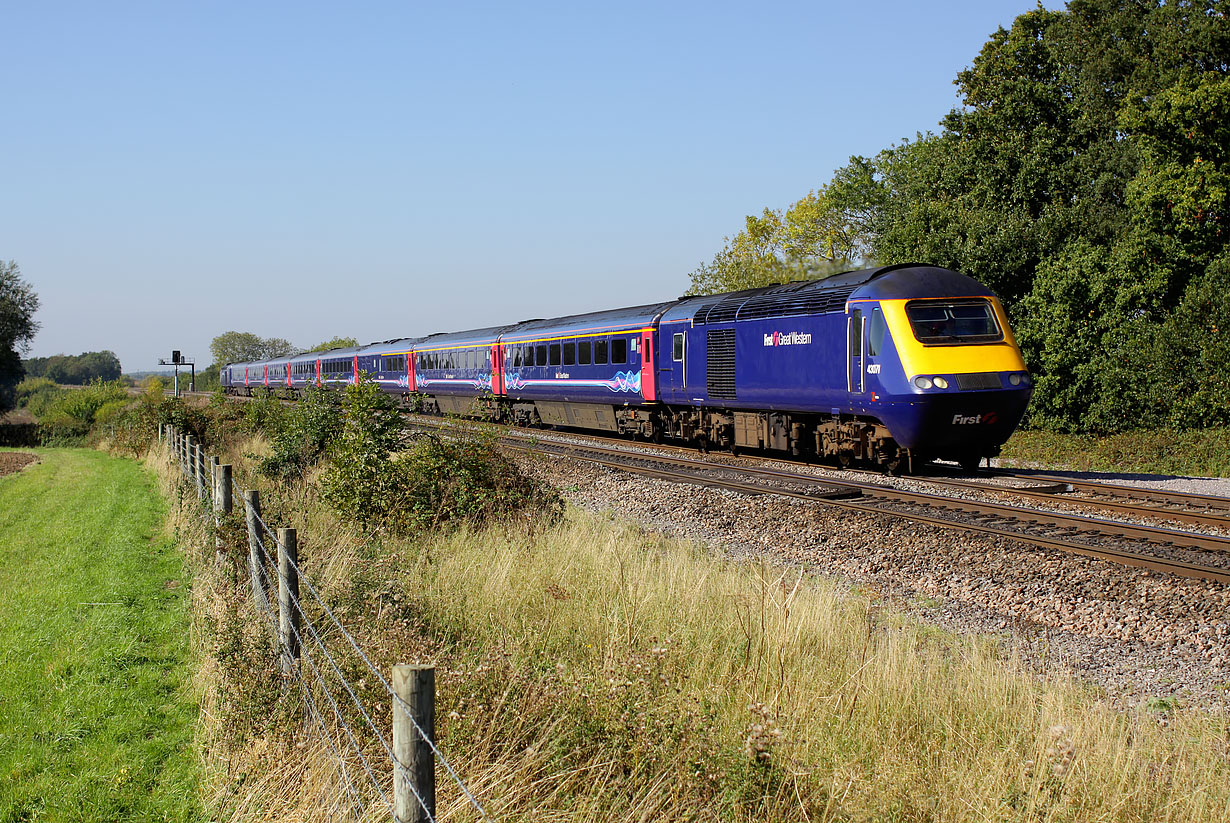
[1002,427,1230,477]
[173,433,1230,822]
[0,448,201,822]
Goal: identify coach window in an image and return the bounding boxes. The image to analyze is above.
[535,344,547,366]
[579,340,591,364]
[611,338,627,364]
[563,342,575,366]
[594,339,608,365]
[511,347,521,368]
[672,332,684,361]
[549,343,561,366]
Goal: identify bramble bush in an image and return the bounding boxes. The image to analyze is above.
[255,385,343,480]
[320,376,562,533]
[30,380,130,444]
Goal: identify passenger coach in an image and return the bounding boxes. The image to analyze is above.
[221,264,1032,472]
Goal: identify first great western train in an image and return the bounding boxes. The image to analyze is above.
[221,264,1033,473]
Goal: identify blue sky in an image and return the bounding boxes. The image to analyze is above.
[3,0,1051,371]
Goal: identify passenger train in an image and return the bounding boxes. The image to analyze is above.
[221,264,1033,473]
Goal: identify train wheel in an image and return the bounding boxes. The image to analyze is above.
[958,454,982,473]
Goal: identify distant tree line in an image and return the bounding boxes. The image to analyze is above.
[23,351,122,385]
[209,332,359,367]
[692,0,1229,434]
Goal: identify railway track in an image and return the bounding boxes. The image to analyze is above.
[208,396,1230,584]
[412,422,1230,586]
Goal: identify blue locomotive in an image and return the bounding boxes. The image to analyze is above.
[221,264,1032,472]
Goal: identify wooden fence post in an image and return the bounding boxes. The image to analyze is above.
[184,436,197,491]
[277,527,300,674]
[244,490,270,615]
[209,456,219,505]
[392,665,436,823]
[214,464,232,563]
[194,441,205,499]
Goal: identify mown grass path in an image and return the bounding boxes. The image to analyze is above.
[0,449,200,822]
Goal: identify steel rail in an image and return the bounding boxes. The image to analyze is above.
[506,436,1230,586]
[996,471,1230,511]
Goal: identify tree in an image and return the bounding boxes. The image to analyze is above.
[209,331,300,366]
[306,336,359,352]
[696,0,1229,432]
[0,261,40,413]
[25,351,122,384]
[686,187,874,296]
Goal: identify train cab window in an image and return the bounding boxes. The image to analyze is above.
[579,340,591,364]
[867,309,888,357]
[549,344,561,366]
[594,339,608,365]
[672,333,684,361]
[849,312,863,358]
[535,344,547,366]
[563,342,575,366]
[611,338,627,364]
[906,300,1002,344]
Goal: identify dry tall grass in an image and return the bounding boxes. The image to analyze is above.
[152,438,1230,822]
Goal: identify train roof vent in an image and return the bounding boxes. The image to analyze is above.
[735,286,856,321]
[692,302,720,325]
[704,298,743,324]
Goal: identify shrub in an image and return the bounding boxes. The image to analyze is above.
[16,377,63,418]
[320,376,562,533]
[256,385,343,480]
[37,380,130,444]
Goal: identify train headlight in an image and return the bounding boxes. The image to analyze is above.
[1009,374,1021,386]
[914,376,933,390]
[933,376,949,389]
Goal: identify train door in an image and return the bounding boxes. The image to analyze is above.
[407,351,417,392]
[490,343,504,395]
[671,330,687,389]
[640,331,657,401]
[847,309,865,395]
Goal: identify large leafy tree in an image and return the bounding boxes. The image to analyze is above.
[0,261,40,413]
[699,0,1228,433]
[687,183,876,295]
[306,336,359,352]
[209,331,299,366]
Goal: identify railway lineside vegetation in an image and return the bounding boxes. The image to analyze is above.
[693,0,1230,435]
[0,449,200,821]
[82,387,1230,820]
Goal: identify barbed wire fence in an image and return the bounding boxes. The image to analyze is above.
[161,424,494,823]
